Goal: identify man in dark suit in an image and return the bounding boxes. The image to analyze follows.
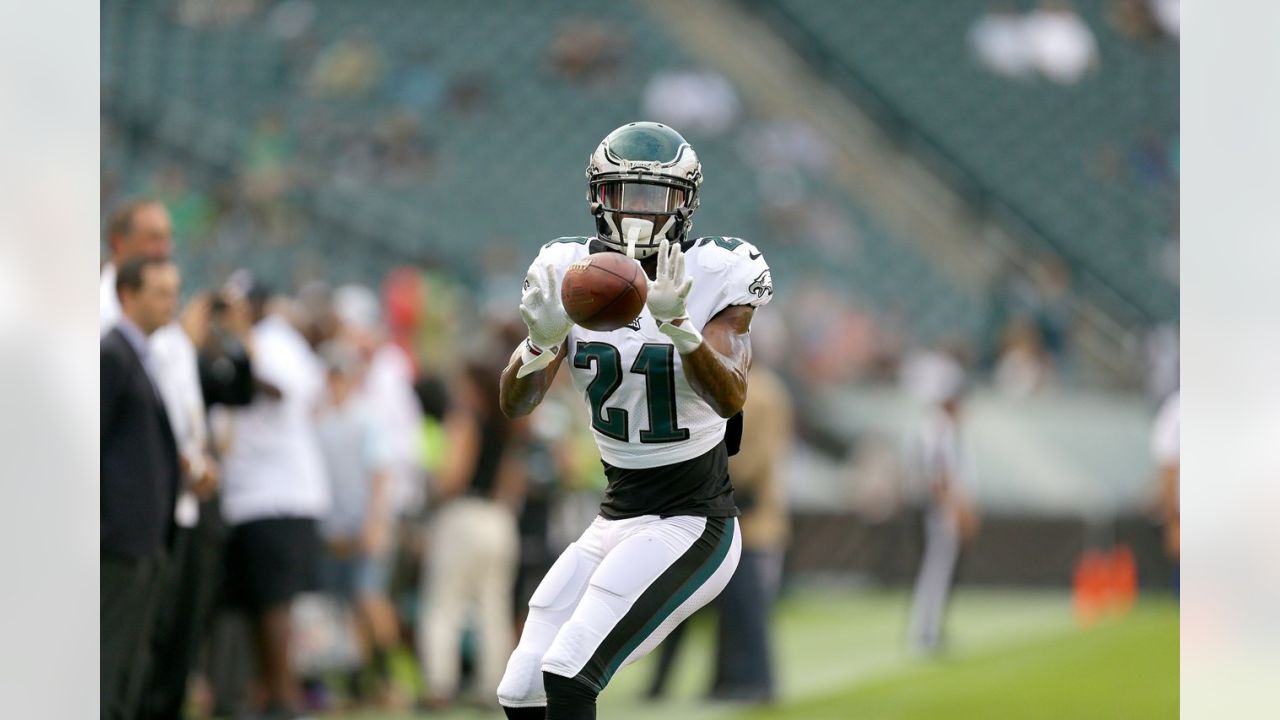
[101,256,182,720]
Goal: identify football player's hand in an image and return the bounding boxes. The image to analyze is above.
[647,238,693,324]
[519,263,572,350]
[517,263,572,378]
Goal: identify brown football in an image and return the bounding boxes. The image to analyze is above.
[560,252,648,331]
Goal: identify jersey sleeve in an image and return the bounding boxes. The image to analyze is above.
[525,237,592,297]
[692,237,774,321]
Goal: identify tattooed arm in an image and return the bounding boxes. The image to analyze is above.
[499,339,568,418]
[674,305,754,419]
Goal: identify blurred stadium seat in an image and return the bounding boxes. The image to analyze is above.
[102,0,983,343]
[753,0,1178,324]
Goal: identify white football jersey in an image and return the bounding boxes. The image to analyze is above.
[528,236,773,469]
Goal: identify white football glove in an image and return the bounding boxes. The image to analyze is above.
[648,238,704,354]
[516,263,572,377]
[647,238,692,323]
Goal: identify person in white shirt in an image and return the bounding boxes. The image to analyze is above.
[215,280,331,717]
[901,351,980,654]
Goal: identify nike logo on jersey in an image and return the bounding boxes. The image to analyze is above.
[748,251,762,260]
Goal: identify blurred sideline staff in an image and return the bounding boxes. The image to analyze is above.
[100,199,258,720]
[901,351,980,654]
[646,363,793,704]
[101,256,183,720]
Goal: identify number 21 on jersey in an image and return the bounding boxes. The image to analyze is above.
[573,341,690,444]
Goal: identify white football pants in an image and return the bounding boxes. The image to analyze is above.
[497,513,741,708]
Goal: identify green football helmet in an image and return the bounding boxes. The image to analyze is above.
[586,122,703,259]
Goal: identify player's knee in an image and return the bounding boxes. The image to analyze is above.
[496,648,546,708]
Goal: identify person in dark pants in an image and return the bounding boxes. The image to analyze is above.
[101,256,183,720]
[646,365,792,704]
[140,502,225,720]
[902,351,979,654]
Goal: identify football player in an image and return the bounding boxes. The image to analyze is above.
[495,122,773,719]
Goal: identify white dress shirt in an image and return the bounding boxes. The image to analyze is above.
[218,314,331,525]
[101,263,206,527]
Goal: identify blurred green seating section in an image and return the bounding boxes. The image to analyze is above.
[758,0,1178,323]
[101,0,984,342]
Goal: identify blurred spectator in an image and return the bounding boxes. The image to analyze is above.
[101,257,182,720]
[969,1,1035,79]
[378,112,436,187]
[146,165,213,248]
[1024,0,1099,84]
[550,18,628,85]
[216,280,331,717]
[1109,0,1178,41]
[447,72,494,116]
[901,351,980,653]
[294,280,338,349]
[309,29,384,98]
[739,119,830,175]
[642,69,741,136]
[243,113,295,205]
[419,358,522,709]
[172,0,258,28]
[182,289,258,408]
[1107,0,1163,41]
[265,0,315,43]
[333,285,423,696]
[314,340,400,707]
[1150,390,1179,590]
[994,316,1052,397]
[391,49,446,116]
[1030,256,1075,364]
[334,284,426,519]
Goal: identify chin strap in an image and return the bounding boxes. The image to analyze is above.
[658,318,703,355]
[516,338,559,378]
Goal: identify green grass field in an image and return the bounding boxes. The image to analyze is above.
[355,588,1177,720]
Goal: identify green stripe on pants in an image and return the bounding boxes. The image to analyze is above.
[576,517,735,692]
